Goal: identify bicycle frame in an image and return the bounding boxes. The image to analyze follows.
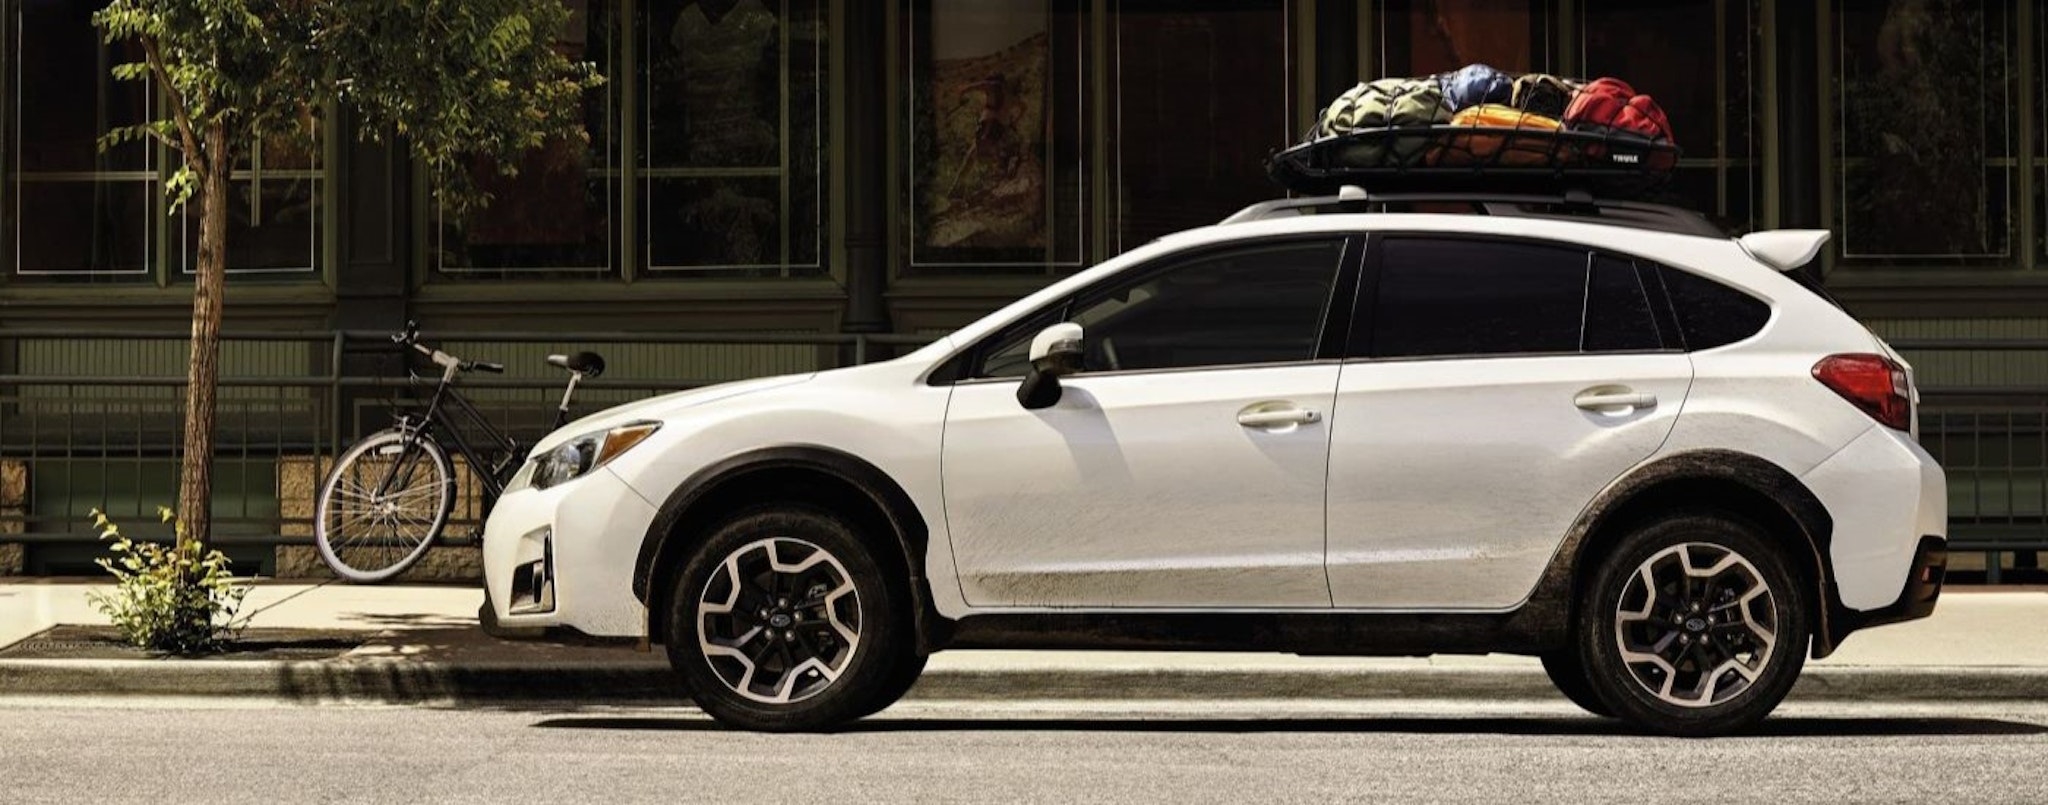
[408,368,524,508]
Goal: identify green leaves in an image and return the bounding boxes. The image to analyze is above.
[84,509,249,656]
[93,0,604,214]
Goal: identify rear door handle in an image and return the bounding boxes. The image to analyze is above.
[1237,404,1322,428]
[1574,388,1657,412]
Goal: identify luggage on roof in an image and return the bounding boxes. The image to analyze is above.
[1277,65,1680,198]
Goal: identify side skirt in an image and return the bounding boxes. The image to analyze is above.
[940,609,1566,656]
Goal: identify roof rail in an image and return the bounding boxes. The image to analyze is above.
[1219,185,1727,238]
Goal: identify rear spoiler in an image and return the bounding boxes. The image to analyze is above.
[1737,230,1830,272]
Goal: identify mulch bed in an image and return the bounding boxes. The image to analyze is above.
[0,624,366,661]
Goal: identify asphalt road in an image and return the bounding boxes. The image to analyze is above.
[3,697,2046,803]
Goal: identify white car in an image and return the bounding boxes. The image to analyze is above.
[481,188,1947,736]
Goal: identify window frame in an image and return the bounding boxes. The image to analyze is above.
[941,232,1361,384]
[1345,231,1686,363]
[1822,0,2021,268]
[1,1,333,288]
[417,0,831,285]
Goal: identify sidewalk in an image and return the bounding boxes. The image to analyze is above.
[3,579,2044,704]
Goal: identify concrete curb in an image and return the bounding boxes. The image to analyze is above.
[2,659,2043,705]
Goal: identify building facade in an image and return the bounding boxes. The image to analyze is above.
[1,0,2044,576]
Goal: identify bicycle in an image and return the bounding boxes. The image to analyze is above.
[313,320,606,583]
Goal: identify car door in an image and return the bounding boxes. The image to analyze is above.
[941,237,1355,608]
[1326,236,1694,609]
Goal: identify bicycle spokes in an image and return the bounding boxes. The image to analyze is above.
[315,431,455,583]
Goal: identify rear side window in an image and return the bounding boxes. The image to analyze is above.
[1584,255,1663,352]
[1362,238,1666,359]
[1657,265,1772,350]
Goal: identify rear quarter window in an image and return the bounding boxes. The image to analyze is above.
[1657,265,1772,350]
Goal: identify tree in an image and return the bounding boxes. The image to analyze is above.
[94,0,601,550]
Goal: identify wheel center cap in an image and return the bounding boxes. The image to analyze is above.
[1684,617,1708,633]
[768,613,793,628]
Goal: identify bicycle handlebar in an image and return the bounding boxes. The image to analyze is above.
[389,322,553,378]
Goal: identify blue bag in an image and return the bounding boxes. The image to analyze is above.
[1438,64,1513,112]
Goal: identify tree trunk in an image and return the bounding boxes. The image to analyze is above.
[177,125,232,551]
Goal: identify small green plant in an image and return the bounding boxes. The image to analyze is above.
[85,508,249,655]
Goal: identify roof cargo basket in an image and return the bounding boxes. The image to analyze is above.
[1267,127,1681,198]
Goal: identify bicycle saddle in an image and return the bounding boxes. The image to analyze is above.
[547,351,606,378]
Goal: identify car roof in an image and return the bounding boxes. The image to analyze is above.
[1219,187,1728,238]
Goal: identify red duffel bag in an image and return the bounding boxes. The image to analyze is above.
[1563,77,1672,141]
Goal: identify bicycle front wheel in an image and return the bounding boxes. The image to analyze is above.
[314,429,457,583]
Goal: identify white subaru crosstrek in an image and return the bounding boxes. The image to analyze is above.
[481,188,1947,736]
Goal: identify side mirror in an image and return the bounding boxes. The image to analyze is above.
[1017,323,1083,409]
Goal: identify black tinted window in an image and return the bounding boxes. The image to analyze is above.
[1584,256,1664,352]
[976,239,1346,377]
[1659,265,1771,350]
[1066,239,1345,372]
[1367,238,1586,358]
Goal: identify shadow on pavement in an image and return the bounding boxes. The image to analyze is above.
[338,613,479,629]
[529,715,2048,737]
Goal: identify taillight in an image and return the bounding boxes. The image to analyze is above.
[1812,354,1912,431]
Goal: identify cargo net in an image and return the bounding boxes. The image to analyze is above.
[1270,67,1682,198]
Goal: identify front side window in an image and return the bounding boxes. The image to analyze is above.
[1363,237,1668,359]
[974,238,1347,377]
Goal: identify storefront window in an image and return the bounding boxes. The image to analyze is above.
[642,0,826,276]
[1834,0,2015,263]
[905,0,1086,273]
[6,0,156,282]
[1581,0,1762,234]
[436,0,620,279]
[180,132,322,277]
[1381,0,1552,76]
[1110,0,1294,251]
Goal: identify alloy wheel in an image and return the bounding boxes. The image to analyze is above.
[697,537,862,705]
[1613,542,1779,708]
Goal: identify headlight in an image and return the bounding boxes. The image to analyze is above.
[529,421,661,491]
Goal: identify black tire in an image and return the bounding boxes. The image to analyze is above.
[1539,650,1613,717]
[664,506,915,732]
[857,651,930,719]
[1576,511,1810,737]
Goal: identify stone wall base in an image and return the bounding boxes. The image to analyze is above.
[2,460,24,576]
[273,544,482,582]
[273,452,485,582]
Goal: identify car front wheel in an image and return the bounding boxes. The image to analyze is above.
[1576,512,1810,737]
[665,506,914,731]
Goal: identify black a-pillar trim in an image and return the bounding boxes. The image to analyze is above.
[1314,0,1361,110]
[841,6,891,361]
[329,110,412,432]
[1773,0,1823,280]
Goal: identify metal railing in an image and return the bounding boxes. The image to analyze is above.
[1,331,2043,579]
[0,328,931,574]
[1891,339,2048,582]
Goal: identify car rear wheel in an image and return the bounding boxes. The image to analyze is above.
[1576,511,1809,737]
[665,506,914,732]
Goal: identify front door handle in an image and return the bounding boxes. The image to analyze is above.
[1237,403,1322,428]
[1574,387,1658,412]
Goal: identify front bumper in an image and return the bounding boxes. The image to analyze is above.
[480,466,659,638]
